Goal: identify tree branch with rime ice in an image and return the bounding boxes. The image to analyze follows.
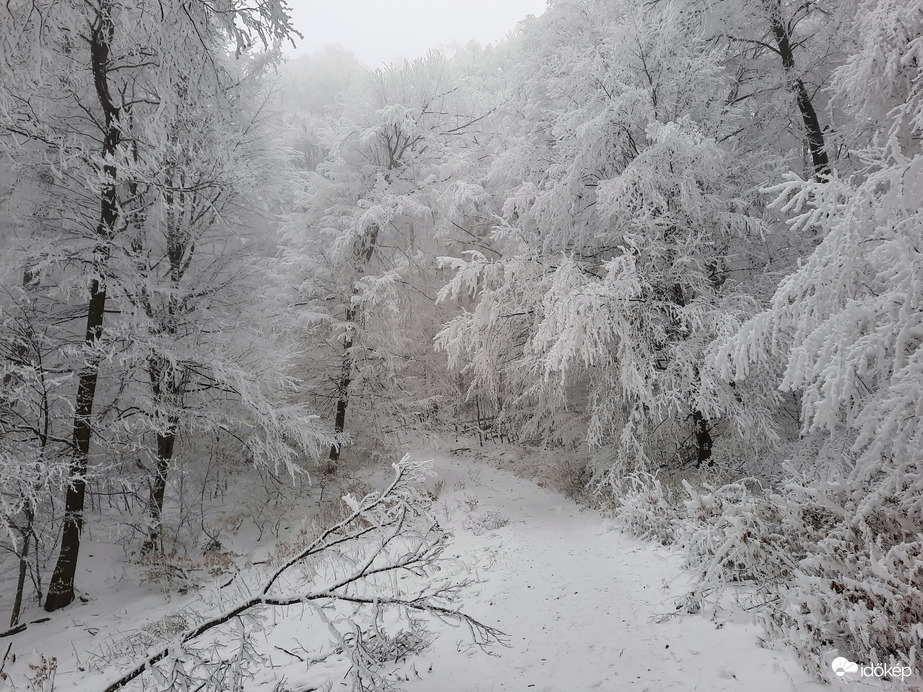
[102,455,506,692]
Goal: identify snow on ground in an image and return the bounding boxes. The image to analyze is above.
[0,442,836,691]
[393,446,827,692]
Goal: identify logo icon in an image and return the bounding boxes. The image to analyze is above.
[832,657,859,677]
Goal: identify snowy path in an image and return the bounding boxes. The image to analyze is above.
[400,449,826,692]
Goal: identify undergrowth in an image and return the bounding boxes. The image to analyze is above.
[604,455,923,686]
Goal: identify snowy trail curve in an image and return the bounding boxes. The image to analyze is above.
[400,449,825,692]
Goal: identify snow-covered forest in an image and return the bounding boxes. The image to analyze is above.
[1,0,921,689]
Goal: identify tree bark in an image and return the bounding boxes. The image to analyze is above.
[44,282,108,610]
[45,1,120,611]
[141,355,179,556]
[329,307,355,462]
[692,410,713,466]
[328,223,380,462]
[10,500,33,627]
[141,428,177,555]
[764,0,830,179]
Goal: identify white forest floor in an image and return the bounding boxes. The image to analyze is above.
[394,447,828,692]
[0,443,838,691]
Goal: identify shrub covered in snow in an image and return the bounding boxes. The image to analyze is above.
[765,461,923,680]
[670,457,923,682]
[600,470,680,546]
[679,478,801,612]
[608,453,922,683]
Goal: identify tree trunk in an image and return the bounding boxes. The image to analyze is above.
[141,355,179,555]
[44,281,108,611]
[45,2,119,611]
[141,427,177,555]
[764,0,830,179]
[329,307,355,462]
[10,500,34,627]
[692,410,713,466]
[328,223,380,462]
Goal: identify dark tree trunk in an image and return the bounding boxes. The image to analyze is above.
[135,118,207,554]
[692,410,713,466]
[44,283,108,611]
[10,500,34,627]
[328,224,380,462]
[329,307,355,462]
[764,0,830,179]
[141,355,179,555]
[45,2,119,612]
[141,427,177,555]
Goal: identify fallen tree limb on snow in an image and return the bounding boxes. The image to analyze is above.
[102,455,506,691]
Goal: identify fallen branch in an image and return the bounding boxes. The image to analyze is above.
[0,624,25,638]
[102,455,505,691]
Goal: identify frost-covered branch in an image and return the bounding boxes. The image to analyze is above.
[102,456,504,691]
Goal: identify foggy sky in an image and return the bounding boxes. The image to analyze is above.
[285,0,548,66]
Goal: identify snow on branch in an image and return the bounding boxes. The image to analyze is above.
[102,455,505,691]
